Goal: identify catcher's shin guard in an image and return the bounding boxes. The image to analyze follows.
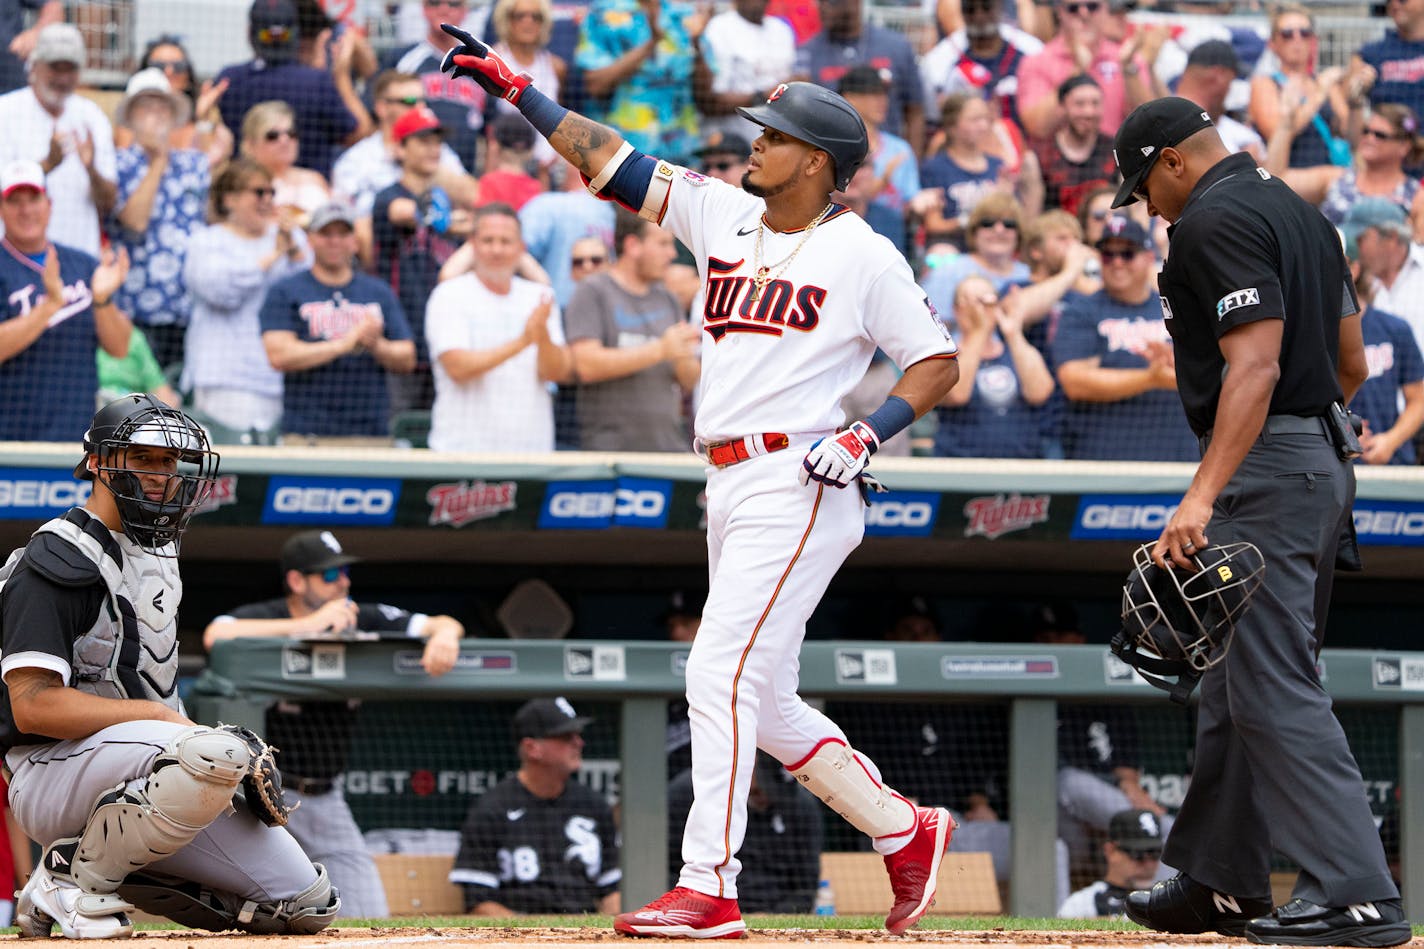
[54,725,252,895]
[788,738,917,838]
[119,863,339,935]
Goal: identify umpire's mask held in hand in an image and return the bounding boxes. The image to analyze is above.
[1111,541,1265,703]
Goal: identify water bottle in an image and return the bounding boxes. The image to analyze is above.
[813,878,836,916]
[422,186,452,235]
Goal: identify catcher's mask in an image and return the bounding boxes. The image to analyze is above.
[76,394,221,555]
[1110,541,1265,703]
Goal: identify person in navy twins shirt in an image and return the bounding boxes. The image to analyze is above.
[0,159,131,443]
[259,201,415,441]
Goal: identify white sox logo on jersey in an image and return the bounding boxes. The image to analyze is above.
[702,256,825,342]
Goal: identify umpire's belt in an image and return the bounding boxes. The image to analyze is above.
[282,774,335,795]
[700,433,790,468]
[1199,414,1329,453]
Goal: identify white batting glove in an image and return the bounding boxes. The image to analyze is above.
[799,421,879,489]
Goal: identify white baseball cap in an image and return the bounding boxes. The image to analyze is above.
[0,160,46,197]
[116,67,191,127]
[29,23,85,67]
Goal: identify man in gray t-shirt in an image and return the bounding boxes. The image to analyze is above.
[565,209,701,452]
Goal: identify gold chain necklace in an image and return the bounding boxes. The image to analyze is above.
[749,202,834,304]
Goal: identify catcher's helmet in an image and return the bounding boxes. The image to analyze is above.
[1111,541,1265,702]
[77,394,221,554]
[737,82,869,191]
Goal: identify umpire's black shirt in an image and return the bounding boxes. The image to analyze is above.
[1157,152,1357,437]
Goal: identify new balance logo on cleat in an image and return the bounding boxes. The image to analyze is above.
[1347,903,1382,923]
[1214,893,1243,916]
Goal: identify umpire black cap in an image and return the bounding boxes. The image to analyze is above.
[737,82,869,191]
[1111,97,1214,209]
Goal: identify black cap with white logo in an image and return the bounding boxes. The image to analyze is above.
[1111,97,1215,209]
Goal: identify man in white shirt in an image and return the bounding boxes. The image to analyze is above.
[0,23,115,256]
[425,203,572,452]
[330,69,474,217]
[694,0,795,140]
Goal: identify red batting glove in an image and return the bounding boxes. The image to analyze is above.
[799,421,879,488]
[439,23,532,105]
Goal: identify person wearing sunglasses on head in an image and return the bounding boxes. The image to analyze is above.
[115,35,234,169]
[1059,809,1165,919]
[204,529,464,920]
[1248,5,1353,171]
[1016,0,1152,142]
[1267,101,1424,230]
[331,69,476,227]
[491,0,565,172]
[1052,213,1197,462]
[182,158,311,435]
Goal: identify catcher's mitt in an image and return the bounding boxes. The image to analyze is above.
[219,724,296,827]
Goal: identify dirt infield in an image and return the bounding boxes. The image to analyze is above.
[12,929,1405,949]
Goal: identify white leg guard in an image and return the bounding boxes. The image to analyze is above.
[56,725,252,895]
[787,738,917,838]
[118,864,340,935]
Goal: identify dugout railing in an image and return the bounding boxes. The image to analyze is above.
[191,637,1424,919]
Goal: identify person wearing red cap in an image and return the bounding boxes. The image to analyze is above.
[370,104,474,415]
[0,159,132,442]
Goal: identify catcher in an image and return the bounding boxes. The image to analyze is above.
[0,394,339,939]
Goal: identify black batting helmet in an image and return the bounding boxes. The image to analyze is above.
[78,394,221,554]
[737,82,869,191]
[1110,541,1265,702]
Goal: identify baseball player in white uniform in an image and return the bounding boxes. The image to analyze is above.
[440,27,961,938]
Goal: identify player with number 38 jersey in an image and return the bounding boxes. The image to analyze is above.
[439,26,959,939]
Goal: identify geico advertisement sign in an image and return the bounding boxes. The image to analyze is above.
[1353,500,1424,546]
[863,491,940,537]
[0,468,92,519]
[538,478,672,529]
[1071,494,1183,540]
[262,475,401,526]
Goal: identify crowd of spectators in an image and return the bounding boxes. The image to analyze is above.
[1,0,1422,463]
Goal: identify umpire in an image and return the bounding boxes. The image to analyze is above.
[1109,97,1409,947]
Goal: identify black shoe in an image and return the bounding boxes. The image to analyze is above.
[1124,872,1273,936]
[1246,898,1412,947]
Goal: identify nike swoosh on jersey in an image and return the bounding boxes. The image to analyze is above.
[507,809,526,820]
[736,226,757,236]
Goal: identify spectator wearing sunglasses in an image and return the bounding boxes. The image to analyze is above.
[182,158,311,435]
[382,0,490,172]
[692,130,749,186]
[1059,809,1165,918]
[116,36,234,169]
[204,529,465,920]
[1268,101,1424,230]
[920,192,1029,339]
[1248,5,1352,171]
[241,100,332,231]
[331,70,475,221]
[1051,214,1197,462]
[1016,0,1152,142]
[492,0,565,171]
[215,0,365,180]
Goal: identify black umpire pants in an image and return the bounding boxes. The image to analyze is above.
[1162,428,1399,907]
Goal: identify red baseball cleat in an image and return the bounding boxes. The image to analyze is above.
[614,886,746,939]
[883,805,954,935]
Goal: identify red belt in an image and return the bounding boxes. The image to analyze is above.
[704,433,790,468]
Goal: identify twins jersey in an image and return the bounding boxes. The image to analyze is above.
[449,775,621,913]
[655,170,957,441]
[0,241,99,441]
